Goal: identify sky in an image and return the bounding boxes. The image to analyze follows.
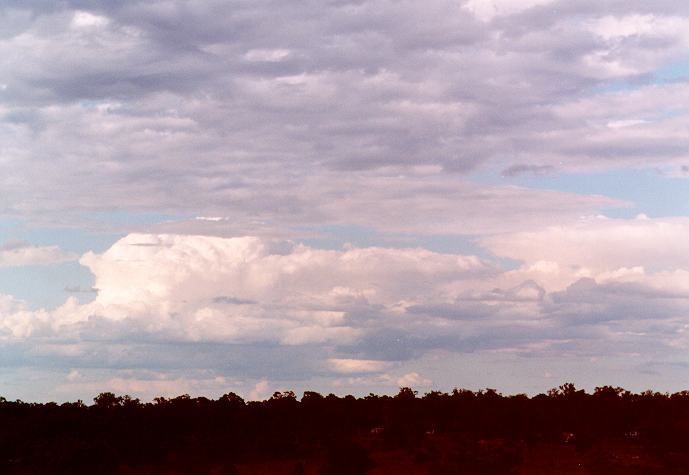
[2,0,689,402]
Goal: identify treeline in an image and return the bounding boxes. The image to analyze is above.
[1,384,689,473]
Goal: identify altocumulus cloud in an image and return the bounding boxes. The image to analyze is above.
[0,0,685,227]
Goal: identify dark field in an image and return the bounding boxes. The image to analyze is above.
[2,384,689,474]
[233,440,664,474]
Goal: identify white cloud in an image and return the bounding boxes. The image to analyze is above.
[483,216,689,277]
[244,48,291,62]
[2,221,688,356]
[395,372,432,387]
[328,358,393,374]
[1,219,689,397]
[71,11,110,29]
[0,242,76,267]
[0,234,489,343]
[463,0,555,21]
[606,119,649,129]
[588,14,689,42]
[249,379,271,401]
[66,369,82,381]
[81,233,489,308]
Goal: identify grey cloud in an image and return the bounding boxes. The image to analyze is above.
[0,239,30,251]
[547,278,689,326]
[0,0,683,231]
[338,330,424,362]
[22,338,326,381]
[553,278,689,302]
[406,302,497,321]
[502,164,555,177]
[64,286,97,294]
[212,296,257,306]
[334,276,689,362]
[563,141,689,160]
[408,280,546,319]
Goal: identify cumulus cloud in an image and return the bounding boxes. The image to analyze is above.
[0,234,490,344]
[0,219,687,399]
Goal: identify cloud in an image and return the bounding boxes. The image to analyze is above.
[395,372,432,387]
[331,371,433,391]
[64,285,97,294]
[482,215,689,274]
[0,234,490,343]
[328,358,393,374]
[0,0,685,232]
[2,220,689,397]
[4,1,689,399]
[249,379,271,401]
[463,0,556,22]
[71,10,109,29]
[212,296,257,306]
[0,241,76,267]
[501,164,554,177]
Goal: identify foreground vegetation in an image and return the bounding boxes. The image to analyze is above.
[2,384,689,474]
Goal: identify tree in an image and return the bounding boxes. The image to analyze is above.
[93,392,122,408]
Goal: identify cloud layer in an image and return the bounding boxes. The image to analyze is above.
[2,221,689,399]
[1,0,688,231]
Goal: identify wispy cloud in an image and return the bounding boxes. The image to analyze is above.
[0,241,76,267]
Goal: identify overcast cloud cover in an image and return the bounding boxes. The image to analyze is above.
[2,0,689,401]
